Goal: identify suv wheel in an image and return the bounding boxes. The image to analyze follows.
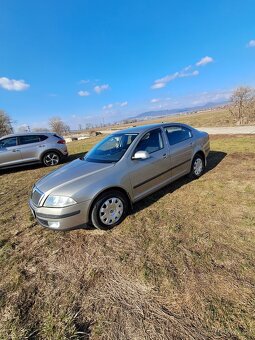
[91,190,129,230]
[43,152,60,167]
[189,154,204,179]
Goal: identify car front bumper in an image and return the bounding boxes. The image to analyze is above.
[29,199,92,231]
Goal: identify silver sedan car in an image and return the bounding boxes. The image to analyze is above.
[29,123,210,230]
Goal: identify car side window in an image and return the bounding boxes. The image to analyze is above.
[164,126,192,145]
[19,135,41,145]
[0,137,17,148]
[134,129,164,154]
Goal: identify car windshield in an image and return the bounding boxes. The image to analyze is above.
[85,133,138,163]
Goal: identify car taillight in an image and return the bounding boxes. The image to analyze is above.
[57,139,66,144]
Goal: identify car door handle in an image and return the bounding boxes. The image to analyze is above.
[163,153,167,159]
[38,145,46,147]
[12,149,20,152]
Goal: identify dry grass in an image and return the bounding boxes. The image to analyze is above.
[112,109,234,130]
[0,135,255,339]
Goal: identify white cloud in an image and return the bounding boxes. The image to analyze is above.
[103,103,113,110]
[103,101,128,110]
[0,77,30,91]
[151,82,166,89]
[94,84,110,94]
[120,101,128,107]
[190,90,231,106]
[151,69,199,90]
[80,79,90,84]
[151,56,214,90]
[184,65,192,71]
[151,98,160,103]
[180,70,199,78]
[78,90,90,97]
[247,40,255,47]
[196,56,214,66]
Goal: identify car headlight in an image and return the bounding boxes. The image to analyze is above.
[44,195,77,208]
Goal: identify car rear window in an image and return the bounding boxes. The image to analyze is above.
[53,134,62,139]
[164,126,192,145]
[40,135,48,141]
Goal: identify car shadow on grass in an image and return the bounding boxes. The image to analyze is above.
[132,150,227,214]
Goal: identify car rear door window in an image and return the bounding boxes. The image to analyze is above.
[134,129,164,154]
[164,126,192,145]
[19,135,41,145]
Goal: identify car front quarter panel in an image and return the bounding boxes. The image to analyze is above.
[42,161,133,205]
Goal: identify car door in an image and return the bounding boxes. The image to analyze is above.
[18,135,45,162]
[164,125,193,180]
[0,137,22,167]
[128,128,171,201]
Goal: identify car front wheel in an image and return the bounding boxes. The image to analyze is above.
[42,152,60,167]
[91,190,129,230]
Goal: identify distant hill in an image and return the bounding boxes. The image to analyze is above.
[134,101,228,119]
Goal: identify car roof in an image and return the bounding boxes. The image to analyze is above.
[111,122,194,135]
[0,132,54,140]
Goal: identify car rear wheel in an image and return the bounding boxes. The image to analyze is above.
[91,190,129,230]
[43,152,60,167]
[189,154,204,179]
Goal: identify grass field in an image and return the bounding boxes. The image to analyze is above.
[148,109,235,127]
[111,109,235,130]
[0,134,255,339]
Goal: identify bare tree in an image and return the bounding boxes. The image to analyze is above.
[229,86,255,125]
[0,110,13,137]
[17,124,30,133]
[49,117,71,136]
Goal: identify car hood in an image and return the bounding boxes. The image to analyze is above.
[36,158,115,194]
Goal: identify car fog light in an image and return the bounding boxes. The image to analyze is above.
[48,221,60,229]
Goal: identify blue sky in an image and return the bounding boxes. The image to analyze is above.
[0,0,255,130]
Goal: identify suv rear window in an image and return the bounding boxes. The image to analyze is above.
[40,135,48,141]
[53,134,62,139]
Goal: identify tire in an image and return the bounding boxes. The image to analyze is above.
[42,151,60,167]
[188,154,204,179]
[91,190,129,230]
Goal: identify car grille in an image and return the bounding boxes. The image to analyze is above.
[31,187,44,206]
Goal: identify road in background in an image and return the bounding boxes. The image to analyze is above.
[99,126,255,135]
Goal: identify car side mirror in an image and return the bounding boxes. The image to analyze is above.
[132,150,150,160]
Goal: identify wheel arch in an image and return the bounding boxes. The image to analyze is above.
[88,186,132,222]
[192,150,205,164]
[40,149,62,163]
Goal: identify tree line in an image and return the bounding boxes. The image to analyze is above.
[1,86,255,137]
[0,114,71,138]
